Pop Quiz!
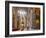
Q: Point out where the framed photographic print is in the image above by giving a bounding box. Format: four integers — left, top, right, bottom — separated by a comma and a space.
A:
5, 1, 45, 37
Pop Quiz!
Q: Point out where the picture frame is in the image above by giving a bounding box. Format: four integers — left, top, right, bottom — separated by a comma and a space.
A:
5, 1, 45, 37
